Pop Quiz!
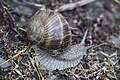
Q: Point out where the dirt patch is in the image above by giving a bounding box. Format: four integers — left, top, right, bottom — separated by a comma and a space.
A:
0, 0, 120, 80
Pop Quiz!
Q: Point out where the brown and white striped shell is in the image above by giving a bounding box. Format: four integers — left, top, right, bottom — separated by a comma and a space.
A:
27, 9, 72, 51
27, 9, 89, 70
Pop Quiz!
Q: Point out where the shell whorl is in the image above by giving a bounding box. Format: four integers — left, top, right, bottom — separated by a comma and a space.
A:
27, 9, 72, 50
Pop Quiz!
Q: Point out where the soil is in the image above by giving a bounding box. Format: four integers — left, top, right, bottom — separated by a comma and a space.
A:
0, 0, 120, 80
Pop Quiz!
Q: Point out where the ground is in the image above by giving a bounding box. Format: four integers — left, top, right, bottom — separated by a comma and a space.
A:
0, 0, 120, 80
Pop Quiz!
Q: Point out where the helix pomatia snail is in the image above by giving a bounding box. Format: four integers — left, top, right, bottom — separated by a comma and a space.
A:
27, 9, 90, 70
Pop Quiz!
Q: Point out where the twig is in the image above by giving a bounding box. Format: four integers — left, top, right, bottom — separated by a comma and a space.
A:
6, 0, 45, 9
0, 44, 31, 66
2, 0, 15, 24
0, 48, 27, 66
55, 0, 96, 12
30, 57, 44, 80
24, 2, 45, 8
114, 0, 120, 4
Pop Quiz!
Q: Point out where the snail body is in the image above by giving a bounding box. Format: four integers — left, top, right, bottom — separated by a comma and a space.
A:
27, 9, 89, 70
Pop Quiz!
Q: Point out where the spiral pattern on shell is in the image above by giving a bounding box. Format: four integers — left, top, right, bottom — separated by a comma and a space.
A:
27, 9, 90, 70
27, 9, 72, 51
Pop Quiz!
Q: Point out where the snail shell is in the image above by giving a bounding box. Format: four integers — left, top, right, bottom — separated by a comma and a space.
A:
27, 9, 72, 51
27, 9, 89, 70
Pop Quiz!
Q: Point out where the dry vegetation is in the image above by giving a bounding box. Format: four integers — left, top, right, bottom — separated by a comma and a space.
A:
0, 0, 120, 80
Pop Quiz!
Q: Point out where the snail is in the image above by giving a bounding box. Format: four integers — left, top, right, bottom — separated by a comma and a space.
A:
27, 9, 90, 70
